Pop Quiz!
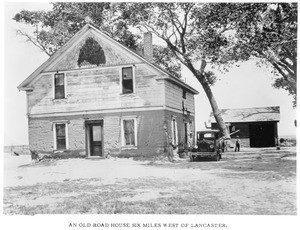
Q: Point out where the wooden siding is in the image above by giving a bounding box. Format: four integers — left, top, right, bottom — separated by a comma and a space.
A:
28, 64, 165, 116
165, 80, 195, 114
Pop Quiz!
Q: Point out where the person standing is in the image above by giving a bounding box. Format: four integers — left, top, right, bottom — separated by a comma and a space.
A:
235, 136, 240, 152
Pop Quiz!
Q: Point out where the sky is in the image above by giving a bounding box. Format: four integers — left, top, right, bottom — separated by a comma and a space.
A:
2, 2, 297, 146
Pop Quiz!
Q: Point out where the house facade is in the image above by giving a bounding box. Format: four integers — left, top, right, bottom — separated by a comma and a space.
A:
18, 24, 198, 158
210, 107, 280, 147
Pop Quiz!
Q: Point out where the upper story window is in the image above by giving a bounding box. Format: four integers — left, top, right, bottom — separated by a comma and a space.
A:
122, 67, 133, 94
54, 73, 65, 99
182, 90, 186, 99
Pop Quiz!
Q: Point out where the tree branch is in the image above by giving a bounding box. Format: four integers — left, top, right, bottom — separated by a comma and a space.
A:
16, 29, 51, 56
280, 58, 294, 71
272, 63, 296, 94
276, 60, 295, 77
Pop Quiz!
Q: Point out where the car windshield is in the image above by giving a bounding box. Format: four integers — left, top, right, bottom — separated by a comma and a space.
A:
197, 132, 216, 151
202, 133, 214, 140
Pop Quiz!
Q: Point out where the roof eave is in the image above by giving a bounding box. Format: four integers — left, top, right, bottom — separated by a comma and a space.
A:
17, 24, 91, 89
159, 76, 199, 94
18, 86, 34, 91
211, 120, 280, 123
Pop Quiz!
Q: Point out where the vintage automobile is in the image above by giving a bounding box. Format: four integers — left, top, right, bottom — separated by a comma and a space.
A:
189, 130, 223, 161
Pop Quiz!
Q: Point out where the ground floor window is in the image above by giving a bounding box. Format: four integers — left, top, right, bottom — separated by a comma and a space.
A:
171, 116, 178, 146
53, 122, 68, 150
121, 117, 137, 147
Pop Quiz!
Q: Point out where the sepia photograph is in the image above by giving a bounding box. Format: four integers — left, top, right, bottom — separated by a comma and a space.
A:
1, 1, 298, 229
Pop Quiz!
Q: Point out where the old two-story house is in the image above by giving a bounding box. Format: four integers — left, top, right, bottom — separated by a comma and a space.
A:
18, 24, 198, 158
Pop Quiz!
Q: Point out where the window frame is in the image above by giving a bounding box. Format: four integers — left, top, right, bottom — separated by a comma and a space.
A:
121, 117, 138, 149
53, 73, 66, 99
53, 121, 69, 150
171, 116, 178, 146
120, 66, 135, 94
182, 89, 187, 99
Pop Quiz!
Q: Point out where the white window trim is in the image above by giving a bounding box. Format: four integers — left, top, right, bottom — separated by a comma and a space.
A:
120, 65, 136, 94
121, 116, 138, 149
52, 121, 69, 150
53, 72, 67, 100
171, 116, 178, 146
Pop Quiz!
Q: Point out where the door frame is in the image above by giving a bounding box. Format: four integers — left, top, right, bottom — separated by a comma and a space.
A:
85, 119, 104, 157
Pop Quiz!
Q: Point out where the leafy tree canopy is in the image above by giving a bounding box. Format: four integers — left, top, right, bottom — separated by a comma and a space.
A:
198, 3, 297, 106
13, 2, 139, 55
77, 37, 106, 67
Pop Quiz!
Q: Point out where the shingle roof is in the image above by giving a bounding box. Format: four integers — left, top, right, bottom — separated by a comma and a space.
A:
210, 106, 280, 123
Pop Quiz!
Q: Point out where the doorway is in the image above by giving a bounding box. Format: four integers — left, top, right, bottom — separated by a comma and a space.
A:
86, 120, 103, 157
249, 123, 275, 147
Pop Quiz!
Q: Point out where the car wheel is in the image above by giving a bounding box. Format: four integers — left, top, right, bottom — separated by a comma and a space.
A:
190, 155, 194, 162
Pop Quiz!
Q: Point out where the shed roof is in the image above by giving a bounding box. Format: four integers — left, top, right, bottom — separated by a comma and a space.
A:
209, 106, 280, 123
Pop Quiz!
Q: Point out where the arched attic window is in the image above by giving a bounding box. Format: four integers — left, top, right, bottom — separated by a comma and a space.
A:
77, 37, 106, 68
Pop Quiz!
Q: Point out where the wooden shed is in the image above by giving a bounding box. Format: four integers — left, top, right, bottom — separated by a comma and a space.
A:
210, 106, 280, 147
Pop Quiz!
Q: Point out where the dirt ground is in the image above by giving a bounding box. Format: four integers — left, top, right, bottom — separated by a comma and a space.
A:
3, 147, 296, 215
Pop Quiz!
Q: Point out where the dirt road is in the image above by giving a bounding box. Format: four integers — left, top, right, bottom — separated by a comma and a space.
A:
3, 147, 296, 215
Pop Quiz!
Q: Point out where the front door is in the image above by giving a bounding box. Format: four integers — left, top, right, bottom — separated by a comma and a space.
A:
87, 123, 103, 157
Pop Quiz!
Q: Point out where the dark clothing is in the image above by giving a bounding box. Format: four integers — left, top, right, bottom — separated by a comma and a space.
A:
235, 143, 240, 152
221, 141, 225, 153
235, 139, 240, 152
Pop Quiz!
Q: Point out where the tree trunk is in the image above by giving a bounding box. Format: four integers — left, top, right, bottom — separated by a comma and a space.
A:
199, 78, 230, 138
184, 61, 230, 138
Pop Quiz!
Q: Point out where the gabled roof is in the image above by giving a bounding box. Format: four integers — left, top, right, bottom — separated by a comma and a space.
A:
18, 24, 198, 94
209, 106, 280, 123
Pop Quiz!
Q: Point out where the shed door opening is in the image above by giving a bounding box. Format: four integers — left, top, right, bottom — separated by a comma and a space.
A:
249, 123, 275, 147
86, 121, 103, 157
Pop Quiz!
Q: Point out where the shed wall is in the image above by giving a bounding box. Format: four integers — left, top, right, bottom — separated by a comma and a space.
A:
212, 121, 278, 148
